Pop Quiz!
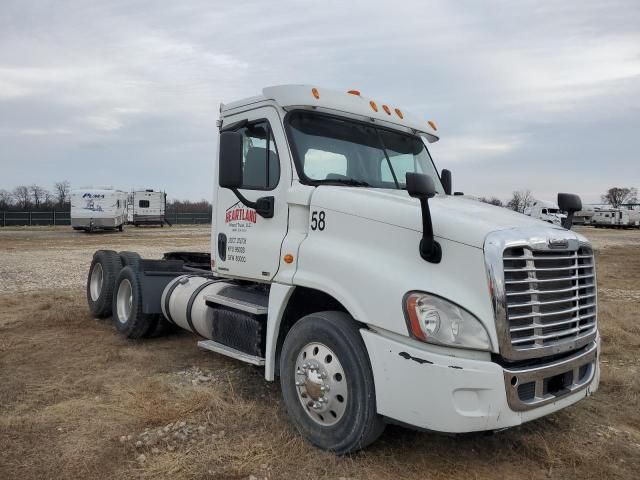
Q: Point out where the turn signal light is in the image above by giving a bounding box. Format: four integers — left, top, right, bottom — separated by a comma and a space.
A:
284, 254, 294, 264
312, 88, 320, 99
427, 120, 438, 131
347, 90, 361, 96
369, 100, 378, 112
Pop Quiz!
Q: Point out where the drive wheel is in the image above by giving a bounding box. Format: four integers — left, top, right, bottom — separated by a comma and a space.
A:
87, 250, 122, 318
113, 266, 158, 339
280, 311, 385, 454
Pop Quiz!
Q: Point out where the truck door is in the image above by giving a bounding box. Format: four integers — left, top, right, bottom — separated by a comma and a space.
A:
214, 107, 290, 281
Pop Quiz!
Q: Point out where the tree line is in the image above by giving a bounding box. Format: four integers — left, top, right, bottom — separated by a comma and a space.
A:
479, 186, 638, 212
0, 182, 212, 212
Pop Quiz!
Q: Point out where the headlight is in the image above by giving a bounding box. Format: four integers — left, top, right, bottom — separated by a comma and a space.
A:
403, 292, 492, 351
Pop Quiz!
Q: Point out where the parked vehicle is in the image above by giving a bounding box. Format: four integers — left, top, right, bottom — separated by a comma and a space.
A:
85, 85, 599, 453
525, 200, 567, 226
593, 208, 640, 228
127, 189, 167, 226
573, 205, 595, 226
71, 188, 127, 232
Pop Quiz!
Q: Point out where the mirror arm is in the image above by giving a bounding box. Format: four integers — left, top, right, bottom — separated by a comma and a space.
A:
562, 211, 575, 230
417, 197, 442, 263
231, 189, 274, 219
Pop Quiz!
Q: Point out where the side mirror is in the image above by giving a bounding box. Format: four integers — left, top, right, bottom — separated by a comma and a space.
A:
406, 173, 441, 263
441, 169, 452, 195
558, 193, 582, 230
407, 172, 436, 199
219, 131, 243, 189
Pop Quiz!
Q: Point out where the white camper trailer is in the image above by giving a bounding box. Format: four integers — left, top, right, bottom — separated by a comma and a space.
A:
70, 188, 127, 232
593, 209, 640, 228
525, 200, 567, 226
128, 189, 167, 226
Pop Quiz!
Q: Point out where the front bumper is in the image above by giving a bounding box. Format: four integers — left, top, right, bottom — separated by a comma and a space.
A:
361, 329, 599, 433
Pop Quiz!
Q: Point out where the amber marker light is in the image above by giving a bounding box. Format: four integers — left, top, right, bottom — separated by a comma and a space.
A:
347, 90, 361, 96
395, 108, 403, 119
382, 104, 391, 115
284, 254, 294, 264
369, 100, 378, 112
312, 88, 320, 99
427, 120, 438, 131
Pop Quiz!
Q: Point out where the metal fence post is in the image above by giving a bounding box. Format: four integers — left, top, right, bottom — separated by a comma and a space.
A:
53, 209, 56, 226
2, 211, 5, 227
29, 211, 32, 226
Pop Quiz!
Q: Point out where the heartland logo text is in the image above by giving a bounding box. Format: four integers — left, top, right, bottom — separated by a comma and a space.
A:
225, 205, 257, 224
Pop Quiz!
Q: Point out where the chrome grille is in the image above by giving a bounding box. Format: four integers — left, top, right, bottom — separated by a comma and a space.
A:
502, 246, 597, 355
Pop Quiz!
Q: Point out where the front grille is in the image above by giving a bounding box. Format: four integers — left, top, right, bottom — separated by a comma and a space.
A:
502, 246, 597, 355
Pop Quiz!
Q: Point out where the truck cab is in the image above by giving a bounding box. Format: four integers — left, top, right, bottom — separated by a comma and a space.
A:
87, 85, 599, 454
525, 200, 567, 226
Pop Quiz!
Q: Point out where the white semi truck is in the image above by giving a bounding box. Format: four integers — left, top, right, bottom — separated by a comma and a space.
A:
525, 200, 567, 226
86, 85, 599, 453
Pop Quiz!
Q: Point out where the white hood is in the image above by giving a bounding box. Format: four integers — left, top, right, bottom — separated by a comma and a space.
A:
310, 187, 567, 248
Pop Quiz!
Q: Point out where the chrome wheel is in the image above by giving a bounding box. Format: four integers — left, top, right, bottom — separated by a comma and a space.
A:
294, 342, 348, 426
89, 263, 103, 301
116, 278, 133, 324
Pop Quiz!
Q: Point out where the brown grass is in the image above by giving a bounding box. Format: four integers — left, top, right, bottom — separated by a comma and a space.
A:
1, 229, 639, 479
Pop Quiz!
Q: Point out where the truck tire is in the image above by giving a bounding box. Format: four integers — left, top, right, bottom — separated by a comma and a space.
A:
119, 251, 141, 269
279, 311, 385, 454
113, 266, 159, 339
87, 250, 122, 318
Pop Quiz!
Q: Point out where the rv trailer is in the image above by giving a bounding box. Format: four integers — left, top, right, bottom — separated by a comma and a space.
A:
593, 208, 640, 228
128, 189, 167, 227
70, 188, 127, 232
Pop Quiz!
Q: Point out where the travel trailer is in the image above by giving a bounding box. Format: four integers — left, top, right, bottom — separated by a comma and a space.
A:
573, 205, 595, 226
128, 189, 167, 226
525, 200, 567, 226
70, 188, 127, 232
84, 85, 598, 453
593, 208, 640, 228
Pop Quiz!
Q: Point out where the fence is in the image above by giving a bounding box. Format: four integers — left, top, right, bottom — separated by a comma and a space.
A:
0, 210, 212, 227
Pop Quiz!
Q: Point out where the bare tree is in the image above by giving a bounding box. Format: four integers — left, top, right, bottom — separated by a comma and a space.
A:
29, 184, 48, 208
13, 185, 31, 209
54, 180, 71, 207
601, 187, 638, 208
479, 196, 504, 207
0, 189, 13, 209
506, 189, 533, 213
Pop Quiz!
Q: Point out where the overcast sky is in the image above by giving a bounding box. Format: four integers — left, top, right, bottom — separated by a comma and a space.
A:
1, 0, 639, 203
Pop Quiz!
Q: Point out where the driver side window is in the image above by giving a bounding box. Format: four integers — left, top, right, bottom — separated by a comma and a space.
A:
237, 121, 280, 190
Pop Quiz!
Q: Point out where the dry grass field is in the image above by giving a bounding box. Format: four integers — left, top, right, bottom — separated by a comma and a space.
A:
1, 225, 639, 479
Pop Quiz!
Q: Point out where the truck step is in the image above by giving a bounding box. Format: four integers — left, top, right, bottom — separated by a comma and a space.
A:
204, 292, 268, 315
197, 340, 265, 366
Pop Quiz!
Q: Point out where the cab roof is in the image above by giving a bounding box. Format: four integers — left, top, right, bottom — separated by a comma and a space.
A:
220, 84, 440, 142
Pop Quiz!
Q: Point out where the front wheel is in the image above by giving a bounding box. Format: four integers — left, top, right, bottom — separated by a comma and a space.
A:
279, 311, 385, 454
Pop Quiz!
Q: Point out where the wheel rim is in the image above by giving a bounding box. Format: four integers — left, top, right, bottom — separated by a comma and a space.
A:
116, 278, 133, 324
294, 342, 348, 426
89, 263, 104, 301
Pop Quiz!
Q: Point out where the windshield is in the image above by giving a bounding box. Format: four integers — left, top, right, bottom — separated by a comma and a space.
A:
286, 111, 444, 193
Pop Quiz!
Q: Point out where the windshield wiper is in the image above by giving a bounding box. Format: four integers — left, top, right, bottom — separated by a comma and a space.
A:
314, 178, 371, 187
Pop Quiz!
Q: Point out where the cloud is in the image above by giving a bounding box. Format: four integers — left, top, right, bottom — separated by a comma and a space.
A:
0, 0, 638, 203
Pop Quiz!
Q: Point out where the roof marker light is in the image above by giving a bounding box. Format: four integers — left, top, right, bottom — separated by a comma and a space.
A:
348, 90, 361, 96
382, 104, 391, 115
312, 88, 320, 100
427, 120, 438, 131
395, 108, 403, 119
369, 100, 378, 112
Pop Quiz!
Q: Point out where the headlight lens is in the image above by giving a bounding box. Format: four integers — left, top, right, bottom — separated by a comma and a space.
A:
404, 292, 492, 351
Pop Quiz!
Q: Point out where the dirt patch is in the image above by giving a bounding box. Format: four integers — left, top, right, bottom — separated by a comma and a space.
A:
1, 226, 639, 479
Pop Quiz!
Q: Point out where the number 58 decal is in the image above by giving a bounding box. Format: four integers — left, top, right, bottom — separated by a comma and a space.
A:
310, 210, 326, 231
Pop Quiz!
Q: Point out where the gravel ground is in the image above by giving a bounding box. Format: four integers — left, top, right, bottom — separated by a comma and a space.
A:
0, 225, 210, 294
0, 224, 639, 479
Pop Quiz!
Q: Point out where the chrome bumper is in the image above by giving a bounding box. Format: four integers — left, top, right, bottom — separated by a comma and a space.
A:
503, 341, 598, 411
